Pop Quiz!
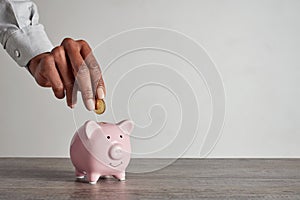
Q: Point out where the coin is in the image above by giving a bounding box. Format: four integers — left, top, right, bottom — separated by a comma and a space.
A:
94, 99, 106, 114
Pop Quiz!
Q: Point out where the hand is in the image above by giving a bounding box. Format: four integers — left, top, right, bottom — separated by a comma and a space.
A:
28, 38, 105, 111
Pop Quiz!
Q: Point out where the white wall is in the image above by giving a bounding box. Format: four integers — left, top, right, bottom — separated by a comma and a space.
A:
0, 0, 299, 158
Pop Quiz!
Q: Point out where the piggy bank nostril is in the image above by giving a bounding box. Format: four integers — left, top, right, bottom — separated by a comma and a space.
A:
109, 144, 123, 160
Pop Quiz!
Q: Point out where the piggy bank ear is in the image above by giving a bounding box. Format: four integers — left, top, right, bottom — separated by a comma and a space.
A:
85, 120, 101, 139
118, 120, 134, 135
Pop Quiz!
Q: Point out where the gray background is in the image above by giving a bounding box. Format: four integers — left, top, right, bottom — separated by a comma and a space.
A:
0, 0, 299, 158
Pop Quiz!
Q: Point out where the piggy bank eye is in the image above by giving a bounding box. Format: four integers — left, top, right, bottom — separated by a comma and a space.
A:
107, 136, 110, 139
120, 135, 123, 138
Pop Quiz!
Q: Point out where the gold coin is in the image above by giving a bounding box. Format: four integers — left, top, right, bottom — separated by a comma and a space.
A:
94, 99, 106, 114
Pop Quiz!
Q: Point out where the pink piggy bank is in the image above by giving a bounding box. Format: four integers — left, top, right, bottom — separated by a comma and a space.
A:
70, 120, 133, 184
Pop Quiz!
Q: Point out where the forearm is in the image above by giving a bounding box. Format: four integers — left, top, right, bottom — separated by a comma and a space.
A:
0, 0, 53, 67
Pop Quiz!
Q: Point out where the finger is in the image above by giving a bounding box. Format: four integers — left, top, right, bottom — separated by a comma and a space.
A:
72, 81, 78, 108
29, 53, 52, 87
33, 65, 52, 88
65, 52, 78, 107
51, 46, 76, 108
61, 38, 95, 111
78, 40, 106, 99
41, 55, 65, 99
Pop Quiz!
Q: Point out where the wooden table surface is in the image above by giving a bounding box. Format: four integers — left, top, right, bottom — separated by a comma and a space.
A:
0, 158, 299, 200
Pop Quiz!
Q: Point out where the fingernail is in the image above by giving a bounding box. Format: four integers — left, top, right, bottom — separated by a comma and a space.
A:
70, 104, 76, 109
87, 99, 95, 111
97, 87, 105, 99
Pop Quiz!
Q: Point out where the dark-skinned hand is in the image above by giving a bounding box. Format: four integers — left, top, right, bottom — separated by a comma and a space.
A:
28, 38, 105, 111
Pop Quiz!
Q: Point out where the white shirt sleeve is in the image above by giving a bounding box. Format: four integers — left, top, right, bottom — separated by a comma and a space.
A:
0, 0, 53, 67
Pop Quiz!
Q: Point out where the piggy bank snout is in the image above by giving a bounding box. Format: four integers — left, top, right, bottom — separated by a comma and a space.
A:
109, 144, 123, 160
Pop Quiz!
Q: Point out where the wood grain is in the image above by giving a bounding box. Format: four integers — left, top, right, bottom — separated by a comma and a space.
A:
0, 158, 299, 199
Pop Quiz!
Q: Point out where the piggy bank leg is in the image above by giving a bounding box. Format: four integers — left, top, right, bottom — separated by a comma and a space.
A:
87, 173, 101, 184
113, 172, 126, 181
75, 169, 85, 179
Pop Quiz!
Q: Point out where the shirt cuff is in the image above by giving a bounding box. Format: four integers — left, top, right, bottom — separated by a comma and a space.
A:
4, 24, 54, 67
